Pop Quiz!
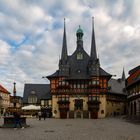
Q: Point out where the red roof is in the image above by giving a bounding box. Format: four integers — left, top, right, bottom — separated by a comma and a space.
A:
0, 85, 10, 94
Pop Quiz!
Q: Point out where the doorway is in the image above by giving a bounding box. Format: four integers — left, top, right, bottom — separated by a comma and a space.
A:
74, 99, 83, 110
74, 99, 83, 118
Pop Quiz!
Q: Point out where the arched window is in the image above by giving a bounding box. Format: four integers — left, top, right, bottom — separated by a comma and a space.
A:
28, 94, 37, 104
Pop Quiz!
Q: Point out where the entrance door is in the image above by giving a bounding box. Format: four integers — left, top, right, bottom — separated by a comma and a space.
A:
74, 99, 83, 118
75, 99, 83, 110
60, 110, 67, 119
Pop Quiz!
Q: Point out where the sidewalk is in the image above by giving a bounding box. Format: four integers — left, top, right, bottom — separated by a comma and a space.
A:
0, 118, 140, 140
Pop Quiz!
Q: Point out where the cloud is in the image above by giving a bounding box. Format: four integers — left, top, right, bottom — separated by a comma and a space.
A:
0, 0, 140, 96
0, 40, 11, 65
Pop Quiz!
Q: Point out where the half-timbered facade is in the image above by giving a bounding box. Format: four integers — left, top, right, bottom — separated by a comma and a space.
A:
126, 65, 140, 116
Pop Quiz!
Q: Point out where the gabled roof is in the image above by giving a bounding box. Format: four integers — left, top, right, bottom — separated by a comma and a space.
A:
23, 84, 51, 103
108, 78, 126, 95
0, 85, 10, 94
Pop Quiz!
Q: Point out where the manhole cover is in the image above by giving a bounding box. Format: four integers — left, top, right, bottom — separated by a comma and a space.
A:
66, 124, 72, 126
44, 130, 55, 133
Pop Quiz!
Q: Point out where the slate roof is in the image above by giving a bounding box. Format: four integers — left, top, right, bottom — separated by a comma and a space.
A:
47, 21, 111, 79
99, 68, 112, 77
47, 51, 111, 79
108, 78, 126, 95
67, 49, 90, 79
47, 70, 59, 78
23, 84, 51, 103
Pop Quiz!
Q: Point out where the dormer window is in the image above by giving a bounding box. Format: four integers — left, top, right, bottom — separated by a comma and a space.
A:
31, 91, 35, 94
28, 94, 37, 104
77, 52, 83, 60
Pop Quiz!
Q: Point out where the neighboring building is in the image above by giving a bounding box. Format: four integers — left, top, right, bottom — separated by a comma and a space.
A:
45, 19, 126, 119
23, 84, 52, 107
107, 71, 127, 117
126, 65, 140, 116
10, 96, 23, 108
0, 84, 10, 113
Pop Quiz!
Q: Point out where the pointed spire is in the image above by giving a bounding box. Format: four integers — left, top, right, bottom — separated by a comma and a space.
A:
97, 53, 100, 65
122, 67, 126, 81
61, 18, 68, 62
90, 17, 97, 60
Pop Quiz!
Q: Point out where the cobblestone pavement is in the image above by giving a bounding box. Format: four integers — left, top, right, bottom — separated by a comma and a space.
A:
0, 117, 140, 140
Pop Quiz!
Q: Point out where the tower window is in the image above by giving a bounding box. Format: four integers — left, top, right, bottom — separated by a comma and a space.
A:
77, 52, 83, 60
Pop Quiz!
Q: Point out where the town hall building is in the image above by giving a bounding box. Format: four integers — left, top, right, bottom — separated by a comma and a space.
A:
23, 19, 126, 119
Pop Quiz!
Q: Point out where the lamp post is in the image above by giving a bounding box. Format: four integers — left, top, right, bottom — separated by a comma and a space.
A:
0, 97, 2, 118
13, 82, 17, 108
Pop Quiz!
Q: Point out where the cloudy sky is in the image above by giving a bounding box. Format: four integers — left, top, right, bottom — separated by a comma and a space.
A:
0, 0, 140, 96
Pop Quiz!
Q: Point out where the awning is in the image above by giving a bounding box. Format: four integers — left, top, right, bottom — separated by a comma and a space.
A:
22, 105, 41, 110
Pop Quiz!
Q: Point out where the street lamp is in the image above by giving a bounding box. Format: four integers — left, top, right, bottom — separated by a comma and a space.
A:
13, 82, 17, 108
0, 96, 2, 117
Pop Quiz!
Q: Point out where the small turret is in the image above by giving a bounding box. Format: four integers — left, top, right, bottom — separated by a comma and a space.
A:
76, 25, 84, 41
76, 25, 84, 50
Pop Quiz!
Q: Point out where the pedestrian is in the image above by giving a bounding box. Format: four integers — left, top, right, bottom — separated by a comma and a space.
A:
38, 111, 42, 120
4, 111, 9, 117
42, 111, 46, 120
13, 111, 24, 129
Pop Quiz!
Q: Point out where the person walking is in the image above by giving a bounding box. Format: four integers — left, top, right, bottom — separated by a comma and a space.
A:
38, 111, 42, 120
42, 111, 46, 120
13, 111, 24, 129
